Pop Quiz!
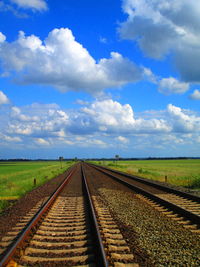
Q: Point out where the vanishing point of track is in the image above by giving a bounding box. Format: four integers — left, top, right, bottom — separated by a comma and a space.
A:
0, 163, 138, 267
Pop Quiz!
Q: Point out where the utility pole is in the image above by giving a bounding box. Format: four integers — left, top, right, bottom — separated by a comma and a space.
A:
115, 154, 120, 165
59, 156, 64, 168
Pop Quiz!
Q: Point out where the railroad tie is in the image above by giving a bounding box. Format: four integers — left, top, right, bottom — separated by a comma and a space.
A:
92, 196, 139, 266
19, 196, 96, 266
0, 199, 47, 257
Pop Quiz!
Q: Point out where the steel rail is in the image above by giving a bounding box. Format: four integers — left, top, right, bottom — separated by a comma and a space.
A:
0, 165, 77, 267
81, 163, 109, 267
86, 162, 200, 226
87, 162, 200, 203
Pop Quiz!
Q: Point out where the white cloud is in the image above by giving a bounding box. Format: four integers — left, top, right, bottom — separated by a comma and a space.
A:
7, 104, 70, 138
189, 89, 200, 100
3, 100, 200, 143
0, 99, 200, 155
120, 0, 180, 58
76, 99, 89, 106
0, 99, 170, 151
167, 104, 200, 133
116, 136, 129, 143
99, 37, 107, 44
0, 90, 9, 105
75, 99, 170, 134
35, 138, 49, 145
143, 67, 157, 84
0, 28, 142, 95
63, 139, 74, 145
142, 68, 190, 95
158, 77, 189, 95
0, 32, 6, 43
86, 139, 107, 147
10, 0, 47, 11
119, 0, 200, 83
11, 106, 39, 121
0, 134, 21, 142
82, 99, 135, 128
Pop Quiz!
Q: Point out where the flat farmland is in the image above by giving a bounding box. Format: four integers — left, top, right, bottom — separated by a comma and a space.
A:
0, 161, 74, 211
95, 159, 200, 190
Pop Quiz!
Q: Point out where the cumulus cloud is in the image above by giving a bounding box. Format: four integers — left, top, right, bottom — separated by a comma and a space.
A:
158, 77, 189, 95
78, 99, 169, 134
167, 104, 200, 133
2, 99, 200, 142
6, 100, 189, 143
0, 32, 6, 43
142, 67, 190, 95
119, 0, 181, 58
1, 99, 167, 148
10, 0, 47, 11
0, 90, 9, 105
86, 139, 106, 147
81, 99, 136, 131
143, 67, 157, 84
11, 106, 39, 121
116, 136, 129, 143
0, 0, 46, 17
0, 28, 142, 95
119, 0, 200, 83
189, 89, 200, 100
7, 103, 70, 138
35, 138, 50, 145
0, 133, 21, 142
0, 99, 200, 154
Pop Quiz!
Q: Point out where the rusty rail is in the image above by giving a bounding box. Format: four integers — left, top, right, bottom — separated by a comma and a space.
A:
86, 162, 200, 226
1, 163, 110, 267
81, 163, 109, 267
87, 162, 200, 203
0, 166, 76, 267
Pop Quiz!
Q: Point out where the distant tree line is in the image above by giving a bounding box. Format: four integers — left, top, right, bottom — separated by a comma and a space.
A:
0, 156, 199, 162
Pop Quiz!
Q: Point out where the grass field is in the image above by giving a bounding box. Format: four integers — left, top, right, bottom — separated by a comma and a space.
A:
0, 161, 74, 212
94, 159, 200, 190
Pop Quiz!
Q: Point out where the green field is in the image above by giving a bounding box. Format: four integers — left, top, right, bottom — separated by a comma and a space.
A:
0, 161, 74, 212
94, 159, 200, 190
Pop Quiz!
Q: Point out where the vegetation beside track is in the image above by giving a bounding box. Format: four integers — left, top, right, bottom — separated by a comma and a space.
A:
92, 159, 200, 190
0, 161, 74, 212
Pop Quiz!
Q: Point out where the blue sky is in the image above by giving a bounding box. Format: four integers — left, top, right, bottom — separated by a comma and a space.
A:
0, 0, 200, 159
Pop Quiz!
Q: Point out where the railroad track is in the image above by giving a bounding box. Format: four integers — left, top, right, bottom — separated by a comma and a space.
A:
86, 162, 200, 232
0, 163, 139, 267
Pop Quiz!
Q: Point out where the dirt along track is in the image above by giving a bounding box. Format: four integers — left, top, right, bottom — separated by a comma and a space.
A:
83, 162, 200, 266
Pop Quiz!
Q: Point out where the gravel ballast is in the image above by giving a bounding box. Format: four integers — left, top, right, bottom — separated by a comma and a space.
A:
85, 164, 200, 266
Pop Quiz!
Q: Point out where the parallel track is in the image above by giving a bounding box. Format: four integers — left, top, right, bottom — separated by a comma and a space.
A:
0, 163, 138, 267
86, 162, 200, 230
